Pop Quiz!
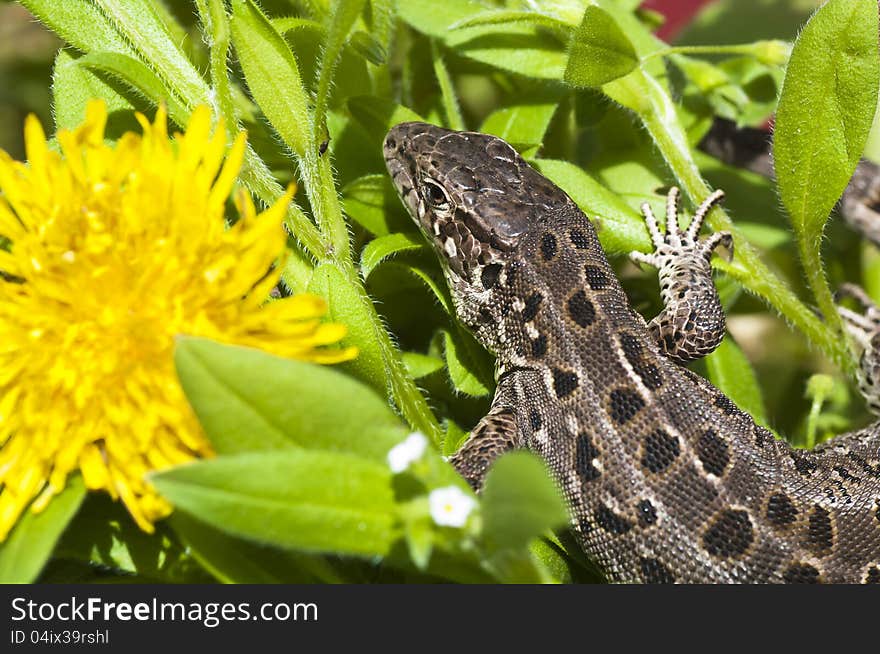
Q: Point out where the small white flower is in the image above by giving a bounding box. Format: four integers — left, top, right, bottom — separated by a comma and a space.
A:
429, 486, 477, 527
387, 431, 428, 473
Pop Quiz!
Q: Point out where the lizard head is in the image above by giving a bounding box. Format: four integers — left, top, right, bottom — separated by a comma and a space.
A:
384, 122, 568, 324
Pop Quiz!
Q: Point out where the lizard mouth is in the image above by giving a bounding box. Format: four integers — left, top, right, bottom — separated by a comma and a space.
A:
383, 123, 433, 229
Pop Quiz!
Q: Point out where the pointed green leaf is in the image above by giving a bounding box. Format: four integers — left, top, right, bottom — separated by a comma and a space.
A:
775, 0, 880, 242
153, 450, 396, 557
314, 0, 368, 131
231, 0, 312, 155
271, 17, 326, 36
361, 232, 426, 277
381, 261, 453, 314
432, 40, 464, 130
367, 0, 394, 54
347, 96, 422, 140
89, 0, 209, 107
0, 477, 85, 583
52, 49, 135, 131
174, 336, 403, 460
451, 10, 574, 36
78, 52, 189, 125
348, 30, 387, 65
401, 352, 445, 379
564, 6, 638, 88
442, 329, 494, 397
342, 174, 406, 236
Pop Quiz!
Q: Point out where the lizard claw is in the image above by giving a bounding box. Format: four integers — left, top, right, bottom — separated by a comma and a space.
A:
629, 187, 731, 364
630, 187, 731, 268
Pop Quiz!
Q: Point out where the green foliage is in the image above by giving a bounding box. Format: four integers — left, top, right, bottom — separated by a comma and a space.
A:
12, 0, 880, 584
153, 449, 398, 557
481, 453, 568, 551
0, 478, 85, 583
774, 0, 879, 340
174, 337, 404, 458
705, 338, 768, 427
564, 6, 638, 87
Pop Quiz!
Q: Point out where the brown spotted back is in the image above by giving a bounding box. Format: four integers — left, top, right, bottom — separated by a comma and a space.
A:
385, 122, 880, 583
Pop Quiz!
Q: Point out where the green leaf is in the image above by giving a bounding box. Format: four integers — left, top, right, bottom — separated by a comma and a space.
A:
529, 538, 572, 584
367, 0, 394, 55
403, 517, 434, 570
348, 30, 387, 65
564, 6, 639, 88
481, 452, 568, 551
89, 0, 210, 107
347, 95, 423, 141
401, 352, 445, 379
231, 0, 312, 156
153, 450, 396, 557
398, 0, 568, 80
342, 174, 412, 236
480, 99, 561, 153
361, 232, 426, 277
442, 329, 494, 397
381, 261, 453, 314
442, 419, 469, 458
308, 263, 394, 397
51, 49, 135, 131
533, 159, 650, 254
0, 477, 86, 583
174, 336, 403, 460
734, 223, 791, 252
307, 261, 444, 443
78, 52, 189, 125
22, 0, 130, 56
451, 10, 574, 36
52, 491, 207, 582
775, 0, 880, 242
271, 17, 326, 36
395, 0, 476, 37
705, 337, 769, 427
169, 513, 343, 583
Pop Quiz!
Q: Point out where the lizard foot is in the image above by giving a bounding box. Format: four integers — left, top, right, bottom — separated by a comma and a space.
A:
629, 187, 732, 364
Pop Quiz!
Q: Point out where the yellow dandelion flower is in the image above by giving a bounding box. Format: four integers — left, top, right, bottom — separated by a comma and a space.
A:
0, 100, 355, 540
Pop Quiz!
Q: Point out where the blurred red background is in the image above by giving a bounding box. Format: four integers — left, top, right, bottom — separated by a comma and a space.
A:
643, 0, 715, 40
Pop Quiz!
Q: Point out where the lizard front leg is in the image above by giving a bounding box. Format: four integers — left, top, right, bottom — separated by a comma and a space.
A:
450, 377, 524, 491
630, 187, 732, 364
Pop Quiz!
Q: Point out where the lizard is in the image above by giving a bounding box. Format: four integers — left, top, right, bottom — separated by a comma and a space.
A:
383, 121, 880, 583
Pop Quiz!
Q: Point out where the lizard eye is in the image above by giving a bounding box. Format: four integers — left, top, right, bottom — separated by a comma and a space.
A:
423, 180, 450, 209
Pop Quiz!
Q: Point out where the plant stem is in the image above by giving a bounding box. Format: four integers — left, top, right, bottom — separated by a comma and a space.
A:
644, 44, 769, 60
610, 69, 854, 374
337, 259, 444, 441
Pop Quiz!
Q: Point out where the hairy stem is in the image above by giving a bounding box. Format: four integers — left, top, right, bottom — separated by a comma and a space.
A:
609, 69, 854, 374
